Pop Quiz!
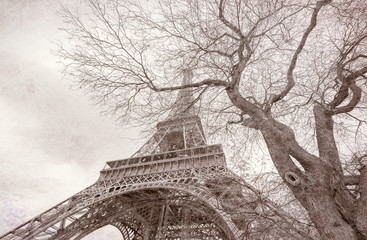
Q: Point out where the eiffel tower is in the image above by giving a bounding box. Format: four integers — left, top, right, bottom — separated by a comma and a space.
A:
1, 70, 254, 240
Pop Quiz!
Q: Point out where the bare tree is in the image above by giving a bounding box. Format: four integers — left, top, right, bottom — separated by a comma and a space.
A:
56, 0, 367, 239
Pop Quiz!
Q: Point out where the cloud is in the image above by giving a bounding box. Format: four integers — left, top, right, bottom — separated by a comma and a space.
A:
0, 0, 142, 236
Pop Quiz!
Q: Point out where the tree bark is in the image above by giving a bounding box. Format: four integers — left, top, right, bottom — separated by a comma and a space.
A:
356, 166, 367, 238
313, 105, 356, 224
313, 104, 342, 173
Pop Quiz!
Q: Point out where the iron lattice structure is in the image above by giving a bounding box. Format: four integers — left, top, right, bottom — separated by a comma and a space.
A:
1, 71, 256, 240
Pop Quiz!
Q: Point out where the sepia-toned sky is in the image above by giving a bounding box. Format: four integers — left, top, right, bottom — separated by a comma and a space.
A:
0, 0, 142, 238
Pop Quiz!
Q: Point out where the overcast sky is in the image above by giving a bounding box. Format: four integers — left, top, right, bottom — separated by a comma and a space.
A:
0, 0, 143, 238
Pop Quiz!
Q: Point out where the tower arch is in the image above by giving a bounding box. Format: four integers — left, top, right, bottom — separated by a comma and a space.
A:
34, 183, 243, 239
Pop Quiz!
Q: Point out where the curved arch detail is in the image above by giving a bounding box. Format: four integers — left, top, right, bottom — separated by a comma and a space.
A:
21, 182, 244, 240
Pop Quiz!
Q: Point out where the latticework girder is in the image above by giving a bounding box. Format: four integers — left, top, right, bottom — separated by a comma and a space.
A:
132, 116, 206, 157
1, 167, 255, 240
1, 71, 257, 240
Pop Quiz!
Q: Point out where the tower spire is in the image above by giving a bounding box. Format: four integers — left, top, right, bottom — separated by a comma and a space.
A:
167, 69, 197, 119
130, 69, 206, 156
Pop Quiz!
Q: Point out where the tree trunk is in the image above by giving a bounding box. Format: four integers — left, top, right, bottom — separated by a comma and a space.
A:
227, 90, 362, 239
299, 168, 359, 240
356, 166, 367, 238
261, 126, 359, 240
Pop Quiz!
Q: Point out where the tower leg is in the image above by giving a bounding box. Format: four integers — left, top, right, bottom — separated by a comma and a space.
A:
181, 208, 190, 240
155, 204, 169, 240
143, 227, 150, 240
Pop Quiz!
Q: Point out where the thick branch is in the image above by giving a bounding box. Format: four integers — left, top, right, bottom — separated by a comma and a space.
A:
329, 63, 367, 113
218, 0, 244, 38
150, 79, 229, 92
218, 0, 252, 91
268, 118, 320, 170
313, 104, 357, 225
261, 128, 302, 178
241, 118, 260, 129
332, 82, 362, 115
344, 175, 359, 186
313, 104, 343, 173
270, 0, 331, 105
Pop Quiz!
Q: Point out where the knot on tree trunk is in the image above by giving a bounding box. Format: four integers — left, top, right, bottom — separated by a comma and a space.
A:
285, 171, 301, 186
